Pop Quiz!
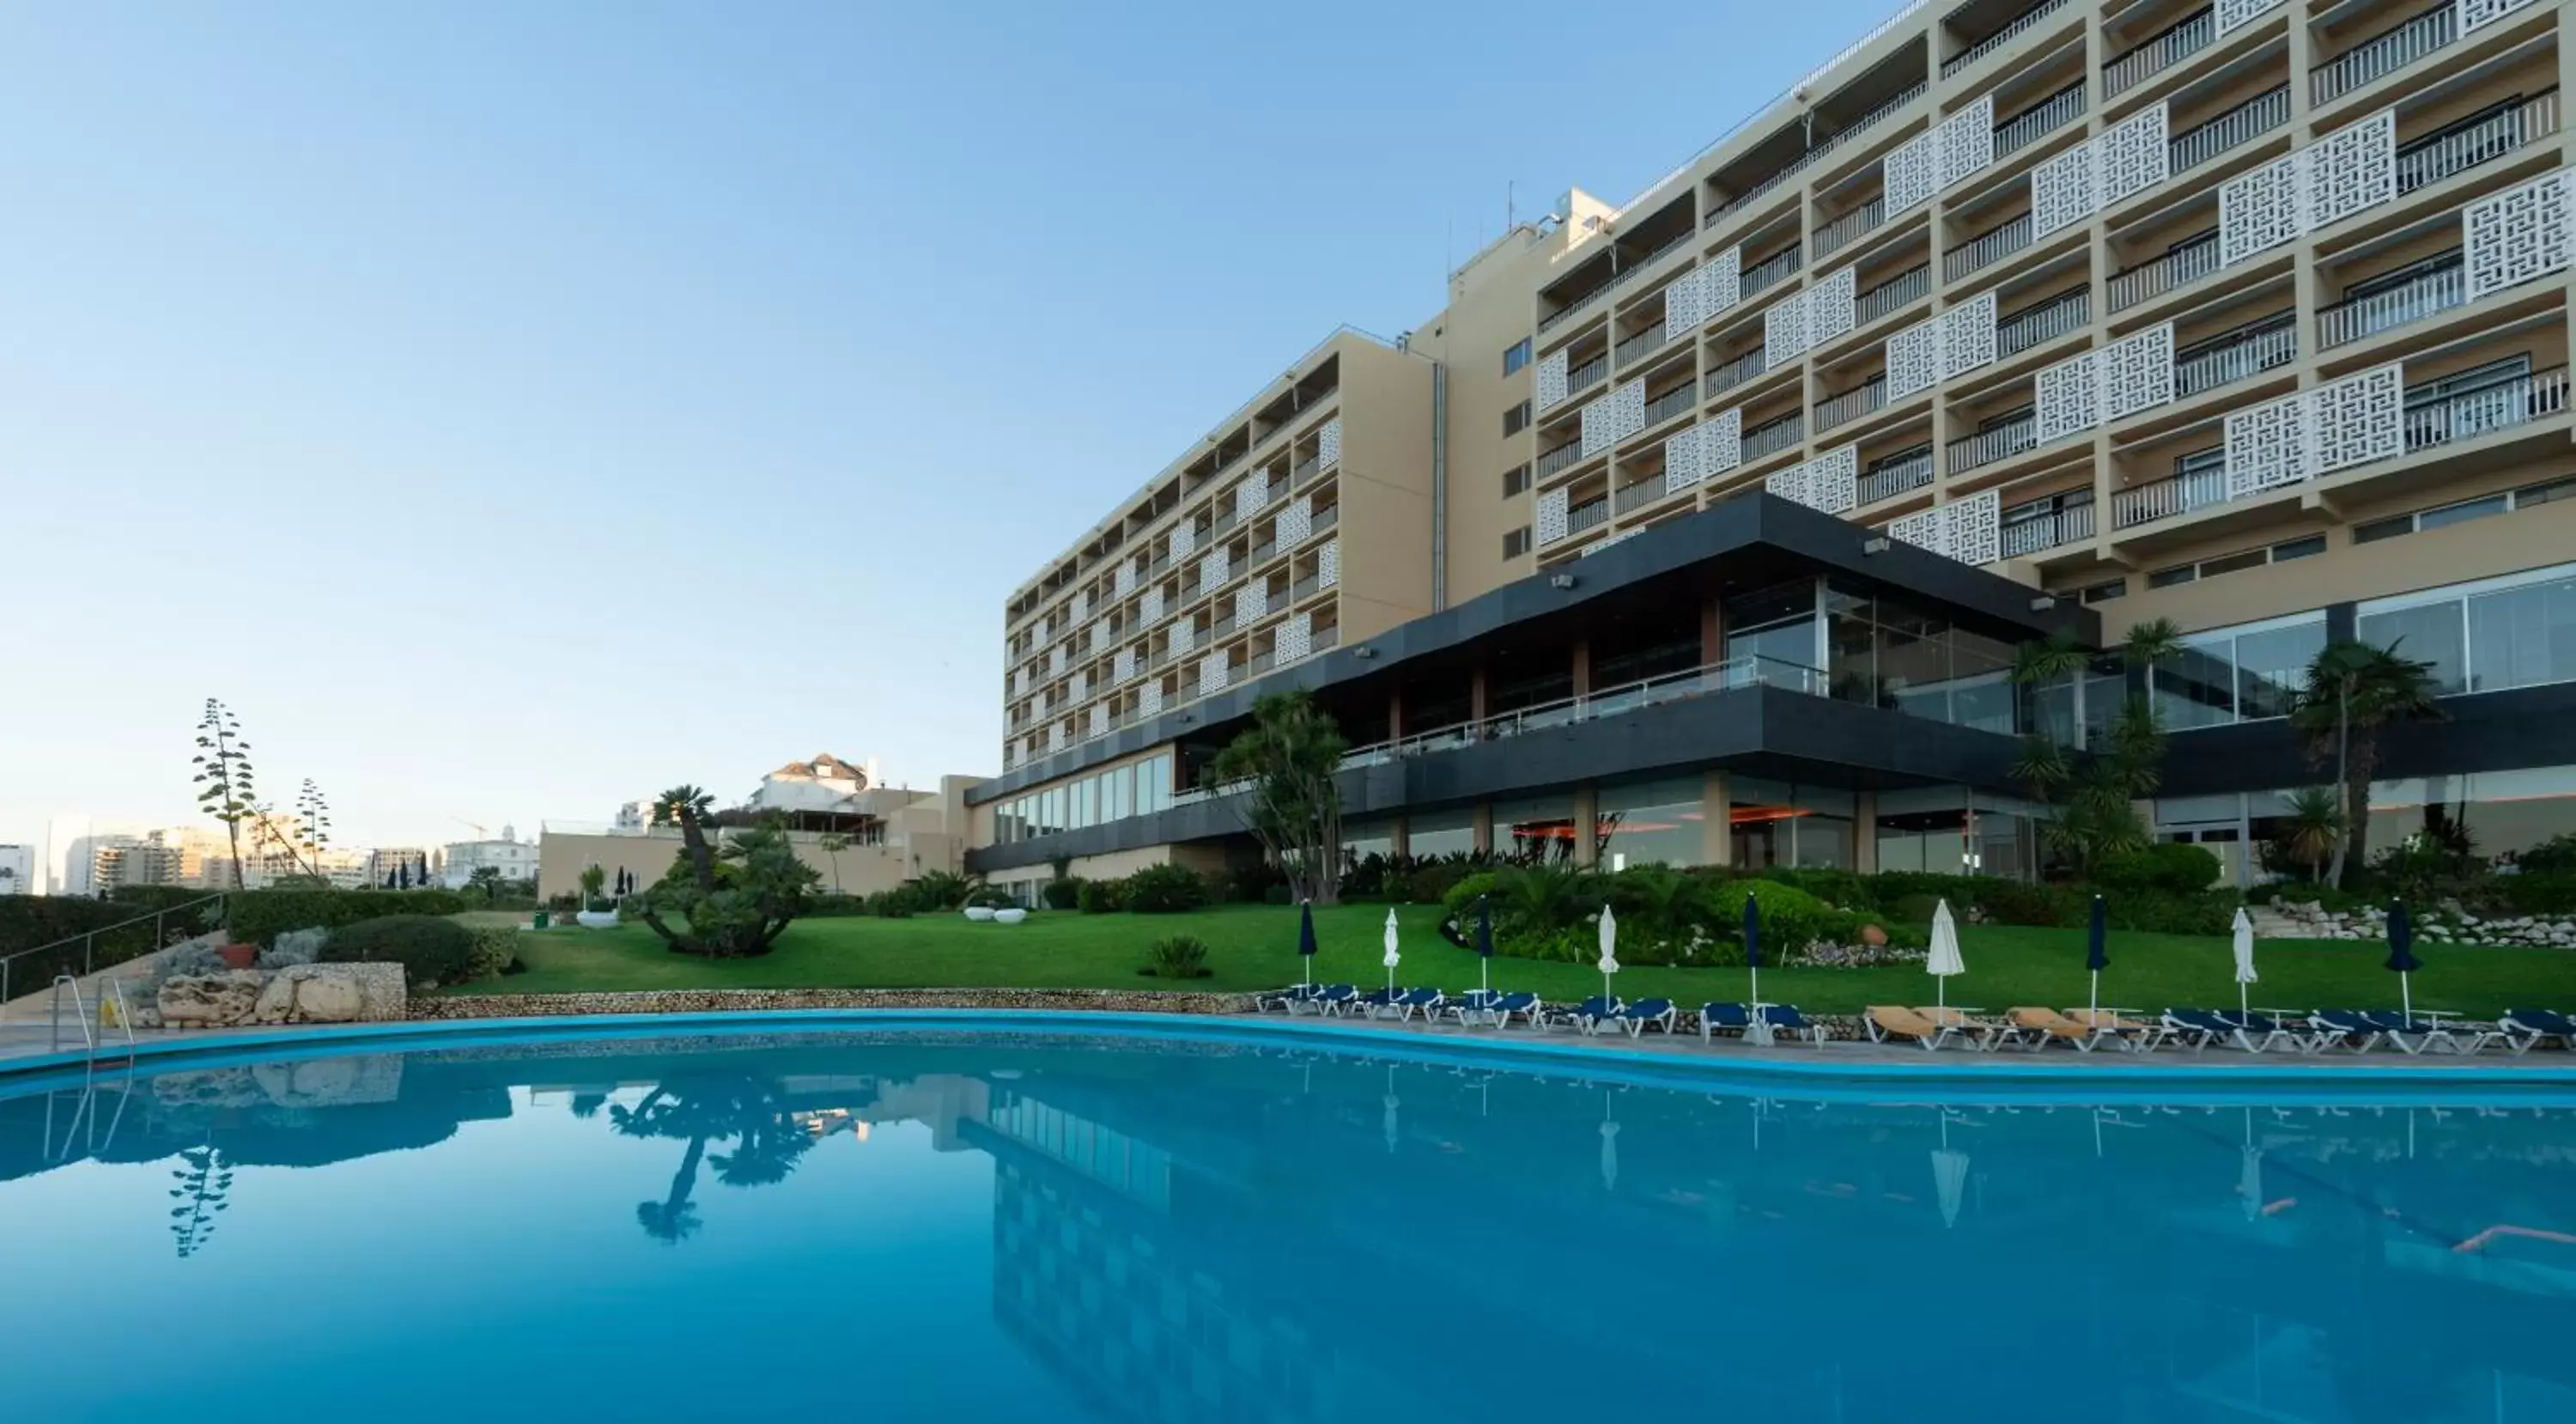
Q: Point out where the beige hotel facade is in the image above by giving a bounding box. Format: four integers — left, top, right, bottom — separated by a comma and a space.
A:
971, 0, 2576, 898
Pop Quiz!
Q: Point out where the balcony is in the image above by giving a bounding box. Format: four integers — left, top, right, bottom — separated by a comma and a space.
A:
1710, 82, 1931, 225
1946, 213, 2032, 283
1857, 446, 1935, 503
1558, 353, 1609, 405
1614, 320, 1669, 367
1996, 287, 2089, 356
2107, 230, 2221, 313
2001, 499, 2096, 556
1815, 375, 1887, 432
2396, 90, 2561, 196
1993, 81, 2087, 159
1608, 229, 1696, 291
1642, 380, 1699, 428
2405, 366, 2570, 452
1856, 263, 1932, 326
2105, 6, 2214, 100
1312, 623, 1342, 653
1613, 478, 1671, 515
2173, 312, 2296, 398
1741, 245, 1803, 299
1540, 285, 1610, 336
1741, 411, 1807, 461
1291, 454, 1321, 485
1291, 573, 1320, 603
1537, 438, 1586, 479
2169, 84, 2289, 175
1311, 502, 1340, 537
1947, 411, 2038, 472
1707, 348, 1772, 399
1942, 0, 2073, 79
1249, 539, 1278, 568
2314, 4, 2458, 107
2318, 253, 2464, 350
2112, 461, 2229, 528
1814, 198, 1887, 260
1565, 496, 1612, 540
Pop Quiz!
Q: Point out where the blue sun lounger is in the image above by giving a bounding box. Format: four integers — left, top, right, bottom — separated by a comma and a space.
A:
1699, 1002, 1753, 1041
1558, 995, 1623, 1034
2500, 1008, 2576, 1054
1391, 987, 1446, 1022
1761, 1004, 1826, 1044
1307, 983, 1358, 1016
1606, 997, 1677, 1037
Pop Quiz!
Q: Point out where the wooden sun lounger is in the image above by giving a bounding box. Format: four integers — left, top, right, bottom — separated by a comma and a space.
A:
2010, 1007, 2129, 1052
2065, 1007, 2173, 1052
1866, 1005, 1962, 1050
1916, 1006, 2027, 1051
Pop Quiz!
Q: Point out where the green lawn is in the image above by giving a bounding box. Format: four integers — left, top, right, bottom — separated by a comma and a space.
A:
448, 904, 2576, 1018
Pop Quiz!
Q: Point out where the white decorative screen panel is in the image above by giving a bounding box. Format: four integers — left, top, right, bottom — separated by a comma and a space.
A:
2034, 350, 2101, 444
1765, 292, 1814, 368
1663, 424, 1707, 492
1071, 670, 1088, 702
1580, 379, 1648, 456
1946, 490, 2002, 566
1886, 318, 1942, 399
2031, 142, 2099, 240
2098, 103, 2170, 207
1199, 548, 1229, 595
1200, 654, 1229, 697
2101, 322, 2176, 421
1316, 418, 1343, 469
2307, 364, 2405, 476
1138, 682, 1163, 719
2461, 0, 2540, 33
2223, 393, 2309, 497
1112, 648, 1134, 684
1940, 291, 1998, 379
1317, 539, 1340, 588
1089, 704, 1109, 739
1807, 445, 1858, 514
1279, 495, 1313, 545
1935, 95, 1996, 187
1072, 590, 1090, 620
1765, 463, 1809, 506
2213, 0, 2284, 37
1233, 586, 1264, 631
1886, 507, 1945, 552
1705, 246, 1742, 314
1170, 523, 1195, 560
1809, 265, 1858, 345
1665, 266, 1710, 335
1115, 563, 1135, 596
2464, 170, 2575, 301
1278, 612, 1312, 664
1536, 348, 1569, 409
1172, 619, 1194, 654
1885, 131, 1940, 215
1705, 406, 1743, 475
1235, 474, 1267, 521
2304, 111, 2396, 233
2221, 155, 2304, 267
1050, 645, 1068, 674
1139, 588, 1163, 624
1535, 486, 1570, 545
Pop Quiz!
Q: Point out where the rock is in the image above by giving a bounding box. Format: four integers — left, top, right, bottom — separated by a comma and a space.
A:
160, 972, 264, 1027
162, 964, 408, 1028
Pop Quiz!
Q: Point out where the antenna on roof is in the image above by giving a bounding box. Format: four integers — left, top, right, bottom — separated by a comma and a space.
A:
1507, 180, 1516, 232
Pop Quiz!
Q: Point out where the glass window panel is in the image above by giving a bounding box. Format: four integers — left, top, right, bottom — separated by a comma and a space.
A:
1340, 818, 1395, 862
2468, 575, 2576, 692
1595, 778, 1707, 869
2155, 635, 2237, 730
2360, 601, 2469, 695
2234, 620, 2325, 721
1405, 808, 1476, 858
1493, 795, 1577, 862
2419, 495, 2508, 532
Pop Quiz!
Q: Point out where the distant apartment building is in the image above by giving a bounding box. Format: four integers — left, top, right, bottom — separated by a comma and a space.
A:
442, 826, 539, 887
973, 0, 2576, 893
0, 844, 33, 896
367, 847, 435, 887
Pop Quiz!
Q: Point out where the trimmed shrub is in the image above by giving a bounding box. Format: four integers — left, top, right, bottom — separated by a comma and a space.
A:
2094, 843, 2223, 896
1141, 934, 1212, 979
863, 890, 914, 918
964, 886, 1016, 911
1218, 862, 1283, 904
1728, 879, 1832, 958
224, 888, 472, 947
1887, 892, 1944, 925
1041, 878, 1084, 911
1401, 860, 1477, 904
320, 915, 475, 989
1757, 866, 1876, 910
2101, 890, 2234, 937
2494, 872, 2576, 916
2515, 833, 2576, 876
461, 925, 518, 981
804, 894, 870, 917
1262, 883, 1295, 905
260, 928, 330, 968
0, 897, 198, 988
1122, 863, 1207, 914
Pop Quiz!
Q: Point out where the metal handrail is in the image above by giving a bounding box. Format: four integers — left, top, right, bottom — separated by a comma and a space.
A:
2108, 230, 2221, 312
2396, 91, 2559, 195
2105, 5, 2215, 99
1741, 246, 1803, 297
1565, 496, 1612, 539
1997, 288, 2089, 355
1994, 81, 2087, 157
2001, 499, 2096, 555
1856, 263, 1932, 325
1708, 348, 1773, 398
1816, 375, 1887, 430
1709, 81, 1933, 225
1742, 411, 1807, 459
2406, 366, 2571, 451
2174, 313, 2296, 395
2170, 84, 2289, 173
1814, 197, 1888, 259
1536, 438, 1587, 478
1614, 478, 1671, 514
1642, 381, 1699, 428
52, 976, 93, 1055
1857, 447, 1935, 503
2, 891, 227, 1005
2318, 256, 2464, 350
1942, 0, 2071, 78
1947, 412, 2038, 471
2314, 3, 2458, 106
2112, 462, 2229, 528
1614, 319, 1670, 367
1563, 354, 1609, 402
1945, 212, 2032, 282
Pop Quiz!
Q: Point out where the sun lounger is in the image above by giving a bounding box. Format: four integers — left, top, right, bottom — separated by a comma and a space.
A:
1354, 986, 1404, 1019
1487, 991, 1544, 1029
1258, 984, 1327, 1014
2010, 1007, 2127, 1052
1558, 995, 1623, 1034
1865, 1005, 1963, 1051
2500, 1007, 2576, 1055
1760, 1004, 1826, 1045
2066, 1007, 2174, 1052
1918, 1006, 2027, 1050
1391, 987, 1446, 1022
1606, 997, 1677, 1037
2160, 1008, 2228, 1050
1307, 984, 1358, 1016
2307, 1009, 2392, 1054
2366, 1013, 2494, 1056
1700, 1002, 1753, 1042
2215, 1009, 2306, 1054
1443, 989, 1502, 1025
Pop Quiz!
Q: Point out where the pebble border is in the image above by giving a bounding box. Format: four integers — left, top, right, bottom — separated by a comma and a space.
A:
411, 987, 1262, 1020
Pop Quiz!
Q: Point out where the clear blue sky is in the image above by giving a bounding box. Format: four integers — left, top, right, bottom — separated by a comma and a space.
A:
0, 0, 1897, 864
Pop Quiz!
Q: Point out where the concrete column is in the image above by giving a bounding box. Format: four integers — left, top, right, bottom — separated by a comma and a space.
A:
1473, 801, 1494, 855
1469, 666, 1490, 721
1388, 686, 1405, 739
1700, 594, 1725, 665
1389, 815, 1410, 858
1701, 770, 1733, 867
1854, 792, 1879, 873
1573, 786, 1600, 867
1571, 639, 1592, 697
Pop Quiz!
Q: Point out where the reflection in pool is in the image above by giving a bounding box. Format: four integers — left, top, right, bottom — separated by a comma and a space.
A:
4, 1029, 2576, 1422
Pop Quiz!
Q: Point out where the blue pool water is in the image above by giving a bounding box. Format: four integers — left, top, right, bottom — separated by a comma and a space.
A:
5, 1021, 2576, 1423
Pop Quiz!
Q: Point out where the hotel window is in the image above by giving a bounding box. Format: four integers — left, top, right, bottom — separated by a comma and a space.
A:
1492, 794, 1578, 863
2152, 612, 2328, 730
2355, 476, 2576, 545
1503, 399, 1532, 436
1595, 777, 1708, 869
1503, 526, 1531, 559
1503, 338, 1532, 375
1727, 778, 1854, 870
1405, 808, 1477, 858
2360, 562, 2576, 697
2079, 578, 2127, 604
1502, 463, 1530, 497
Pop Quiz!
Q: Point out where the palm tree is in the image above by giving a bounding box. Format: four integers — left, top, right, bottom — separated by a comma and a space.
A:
2281, 786, 2343, 884
816, 832, 850, 895
2120, 616, 2185, 669
2290, 640, 2444, 885
650, 786, 719, 884
1208, 691, 1350, 904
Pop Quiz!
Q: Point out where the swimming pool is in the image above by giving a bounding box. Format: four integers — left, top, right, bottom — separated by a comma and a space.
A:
5, 1017, 2575, 1423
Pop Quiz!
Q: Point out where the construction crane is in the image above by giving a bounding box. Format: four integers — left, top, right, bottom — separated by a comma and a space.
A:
449, 817, 489, 840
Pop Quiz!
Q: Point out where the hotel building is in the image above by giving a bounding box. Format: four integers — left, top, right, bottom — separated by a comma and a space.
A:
973, 0, 2576, 892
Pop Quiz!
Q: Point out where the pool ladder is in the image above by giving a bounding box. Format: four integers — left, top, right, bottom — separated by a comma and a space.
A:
50, 974, 139, 1061
42, 976, 138, 1165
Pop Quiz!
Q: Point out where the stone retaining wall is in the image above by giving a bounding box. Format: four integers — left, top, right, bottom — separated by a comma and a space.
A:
410, 987, 1261, 1020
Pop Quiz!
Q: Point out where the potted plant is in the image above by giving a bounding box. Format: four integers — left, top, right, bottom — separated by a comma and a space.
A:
218, 941, 259, 971
575, 865, 621, 929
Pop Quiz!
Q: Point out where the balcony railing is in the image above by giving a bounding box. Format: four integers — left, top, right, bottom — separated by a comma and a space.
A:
2169, 84, 2289, 174
2406, 366, 2571, 452
1815, 375, 1887, 431
1997, 287, 2089, 356
1710, 81, 1931, 225
1741, 245, 1803, 298
2313, 3, 2458, 107
1643, 380, 1699, 428
2318, 255, 2464, 350
2107, 230, 2221, 312
1536, 439, 1586, 478
1291, 454, 1321, 486
1947, 412, 2038, 472
2396, 90, 2560, 196
1564, 496, 1611, 539
1993, 81, 2087, 158
1614, 319, 1670, 367
1707, 347, 1771, 398
1742, 411, 1807, 460
1311, 503, 1340, 536
1941, 0, 2072, 78
1291, 574, 1319, 604
2104, 6, 2214, 99
2173, 312, 2296, 397
1249, 539, 1278, 568
1856, 447, 1934, 503
1946, 212, 2032, 282
1856, 263, 1932, 325
2001, 499, 2096, 556
1613, 478, 1671, 514
1814, 198, 1887, 259
1539, 285, 1608, 335
1608, 229, 1696, 290
2111, 462, 2227, 528
1560, 353, 1609, 405
1312, 623, 1341, 653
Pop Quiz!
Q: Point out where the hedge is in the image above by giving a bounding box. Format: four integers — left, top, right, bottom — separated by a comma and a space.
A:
0, 898, 193, 992
223, 888, 472, 946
